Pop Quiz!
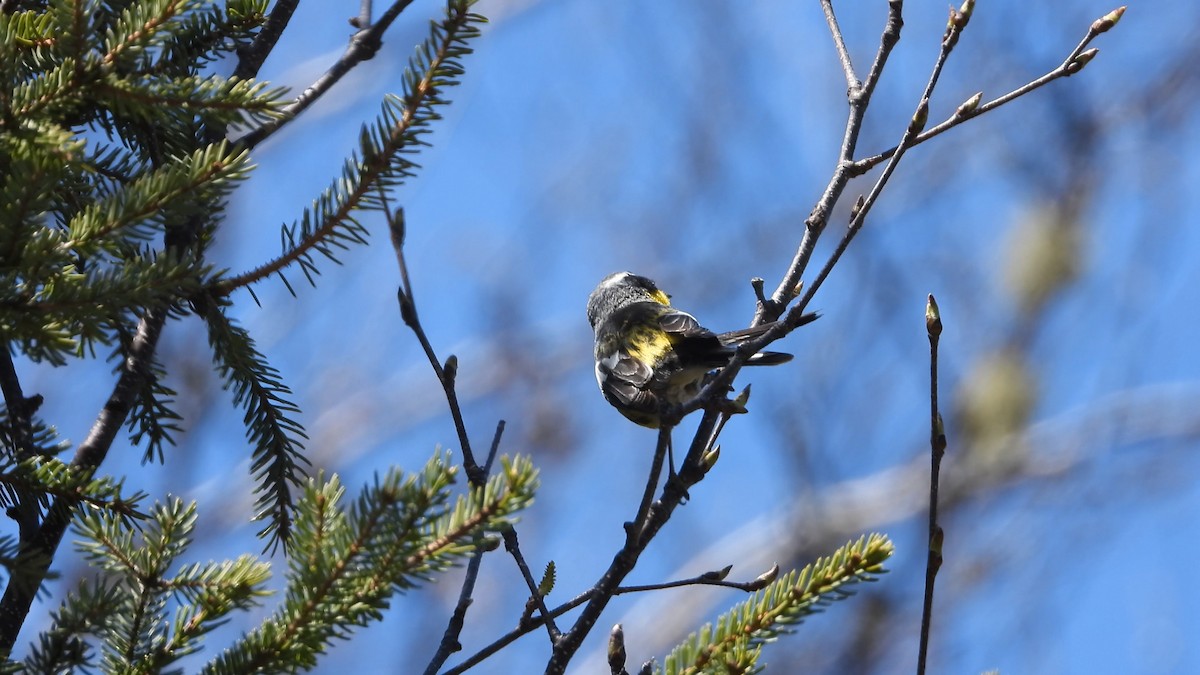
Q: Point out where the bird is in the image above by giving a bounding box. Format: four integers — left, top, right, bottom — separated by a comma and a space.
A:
586, 271, 817, 429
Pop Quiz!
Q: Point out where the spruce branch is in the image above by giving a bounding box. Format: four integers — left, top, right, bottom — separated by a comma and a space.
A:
662, 535, 894, 675
101, 0, 201, 70
7, 57, 86, 121
63, 142, 249, 257
152, 0, 269, 76
96, 73, 286, 130
123, 350, 182, 465
23, 578, 122, 673
218, 0, 486, 295
0, 304, 170, 654
0, 0, 313, 656
0, 457, 147, 525
67, 498, 271, 673
203, 453, 536, 674
1, 254, 206, 363
198, 302, 308, 550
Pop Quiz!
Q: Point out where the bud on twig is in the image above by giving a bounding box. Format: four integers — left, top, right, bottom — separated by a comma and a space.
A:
608, 625, 627, 673
909, 101, 929, 135
932, 412, 947, 456
397, 288, 418, 327
1091, 6, 1125, 35
959, 0, 975, 22
925, 294, 942, 338
955, 92, 983, 118
728, 385, 751, 415
701, 565, 733, 582
850, 194, 866, 220
388, 207, 406, 250
1067, 48, 1100, 75
750, 563, 780, 589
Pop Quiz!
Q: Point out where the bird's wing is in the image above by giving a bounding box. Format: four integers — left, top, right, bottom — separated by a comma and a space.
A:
657, 308, 708, 338
658, 308, 735, 368
596, 345, 654, 409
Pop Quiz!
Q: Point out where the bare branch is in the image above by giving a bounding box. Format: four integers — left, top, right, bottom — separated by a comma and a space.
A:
386, 206, 484, 484
421, 421, 506, 675
821, 0, 860, 92
851, 5, 1123, 174
504, 527, 561, 642
238, 0, 419, 149
232, 0, 301, 82
917, 294, 946, 675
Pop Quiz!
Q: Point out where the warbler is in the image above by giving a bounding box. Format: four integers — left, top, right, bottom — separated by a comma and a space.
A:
586, 271, 817, 428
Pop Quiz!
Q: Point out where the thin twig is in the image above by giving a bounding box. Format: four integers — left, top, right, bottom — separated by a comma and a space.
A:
482, 419, 505, 474
442, 556, 774, 674
388, 200, 561, 655
239, 0, 418, 149
616, 564, 778, 594
852, 7, 1122, 175
544, 426, 700, 673
627, 427, 670, 545
756, 0, 905, 326
821, 0, 860, 91
422, 421, 506, 675
354, 0, 373, 29
443, 586, 596, 674
445, 423, 698, 673
385, 205, 484, 483
917, 295, 946, 674
788, 3, 971, 325
503, 527, 561, 642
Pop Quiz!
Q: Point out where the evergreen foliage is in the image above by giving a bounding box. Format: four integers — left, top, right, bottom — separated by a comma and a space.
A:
203, 453, 537, 673
662, 535, 895, 675
18, 453, 535, 672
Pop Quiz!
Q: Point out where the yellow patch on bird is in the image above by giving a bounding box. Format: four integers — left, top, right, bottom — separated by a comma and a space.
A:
649, 289, 670, 306
626, 324, 673, 365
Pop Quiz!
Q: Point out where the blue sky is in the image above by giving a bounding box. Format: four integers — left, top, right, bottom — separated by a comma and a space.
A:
16, 0, 1200, 673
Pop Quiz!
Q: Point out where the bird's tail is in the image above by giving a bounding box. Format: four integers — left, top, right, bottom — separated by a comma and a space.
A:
719, 313, 820, 366
746, 350, 793, 366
